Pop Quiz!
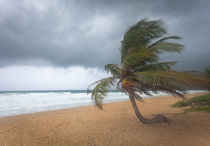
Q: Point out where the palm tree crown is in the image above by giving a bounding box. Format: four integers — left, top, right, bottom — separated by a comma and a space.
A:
88, 19, 210, 123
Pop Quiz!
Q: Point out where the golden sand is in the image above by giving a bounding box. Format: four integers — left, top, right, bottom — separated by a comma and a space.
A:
0, 92, 210, 146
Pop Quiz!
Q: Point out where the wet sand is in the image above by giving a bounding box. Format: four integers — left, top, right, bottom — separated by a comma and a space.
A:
0, 92, 210, 146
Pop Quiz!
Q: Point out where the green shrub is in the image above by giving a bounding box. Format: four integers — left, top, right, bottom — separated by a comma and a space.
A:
172, 94, 210, 113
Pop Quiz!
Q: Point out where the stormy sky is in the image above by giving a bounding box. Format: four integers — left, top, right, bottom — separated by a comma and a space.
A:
0, 0, 210, 90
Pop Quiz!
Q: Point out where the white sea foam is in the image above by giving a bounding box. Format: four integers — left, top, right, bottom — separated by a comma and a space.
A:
0, 90, 205, 117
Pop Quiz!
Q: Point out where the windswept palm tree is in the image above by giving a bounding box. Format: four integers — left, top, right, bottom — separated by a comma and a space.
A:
88, 19, 210, 124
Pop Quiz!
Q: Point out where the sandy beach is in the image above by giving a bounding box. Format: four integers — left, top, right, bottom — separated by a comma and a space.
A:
0, 92, 210, 146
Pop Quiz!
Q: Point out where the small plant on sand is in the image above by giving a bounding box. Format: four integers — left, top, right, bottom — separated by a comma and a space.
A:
172, 94, 210, 113
88, 18, 210, 124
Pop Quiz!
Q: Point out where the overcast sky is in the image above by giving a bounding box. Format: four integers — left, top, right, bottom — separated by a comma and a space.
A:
0, 0, 210, 90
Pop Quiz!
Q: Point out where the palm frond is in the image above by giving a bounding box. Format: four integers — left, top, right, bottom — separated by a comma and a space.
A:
88, 77, 116, 109
149, 35, 181, 48
121, 71, 209, 99
121, 18, 166, 63
105, 64, 121, 77
138, 61, 177, 72
133, 92, 144, 101
123, 49, 156, 66
122, 41, 182, 68
133, 71, 210, 92
148, 42, 184, 54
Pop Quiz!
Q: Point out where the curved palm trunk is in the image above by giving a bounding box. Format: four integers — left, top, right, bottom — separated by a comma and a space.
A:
129, 92, 170, 124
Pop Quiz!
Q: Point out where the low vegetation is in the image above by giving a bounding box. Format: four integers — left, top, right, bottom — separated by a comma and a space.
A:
172, 94, 210, 113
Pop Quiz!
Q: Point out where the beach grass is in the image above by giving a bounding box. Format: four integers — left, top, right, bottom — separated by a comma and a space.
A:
172, 93, 210, 113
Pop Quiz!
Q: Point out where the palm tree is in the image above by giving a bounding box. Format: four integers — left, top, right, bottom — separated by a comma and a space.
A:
88, 19, 210, 124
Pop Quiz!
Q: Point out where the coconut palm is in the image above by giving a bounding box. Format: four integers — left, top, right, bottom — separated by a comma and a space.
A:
88, 19, 210, 124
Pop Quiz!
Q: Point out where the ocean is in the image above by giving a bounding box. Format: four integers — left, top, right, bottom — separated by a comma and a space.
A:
0, 90, 204, 117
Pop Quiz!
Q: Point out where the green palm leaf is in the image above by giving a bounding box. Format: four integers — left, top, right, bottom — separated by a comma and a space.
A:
148, 35, 181, 48
88, 77, 116, 109
133, 71, 210, 91
139, 61, 177, 71
123, 48, 155, 66
121, 19, 166, 63
105, 64, 121, 77
148, 42, 184, 54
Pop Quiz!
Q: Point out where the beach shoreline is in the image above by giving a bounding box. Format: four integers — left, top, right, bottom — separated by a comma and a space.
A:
0, 90, 205, 118
0, 92, 210, 145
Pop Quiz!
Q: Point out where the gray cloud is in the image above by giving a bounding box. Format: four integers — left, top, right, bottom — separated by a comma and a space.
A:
0, 0, 209, 70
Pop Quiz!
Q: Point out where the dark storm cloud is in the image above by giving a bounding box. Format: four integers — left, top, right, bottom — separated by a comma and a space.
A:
0, 0, 209, 69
